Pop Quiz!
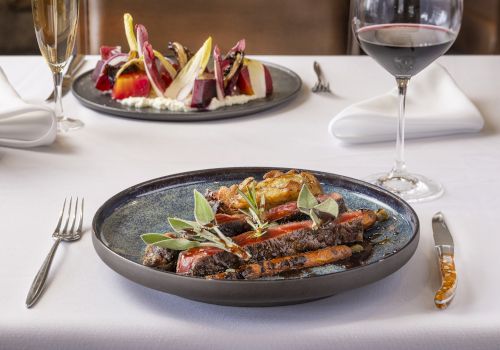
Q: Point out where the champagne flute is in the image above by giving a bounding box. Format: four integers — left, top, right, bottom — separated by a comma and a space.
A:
353, 0, 462, 202
32, 0, 83, 132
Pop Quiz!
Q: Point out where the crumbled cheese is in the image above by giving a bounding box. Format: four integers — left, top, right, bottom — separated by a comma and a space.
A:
207, 94, 259, 110
118, 94, 260, 112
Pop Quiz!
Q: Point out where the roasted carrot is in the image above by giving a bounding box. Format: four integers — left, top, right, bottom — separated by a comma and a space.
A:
337, 208, 388, 230
206, 245, 352, 280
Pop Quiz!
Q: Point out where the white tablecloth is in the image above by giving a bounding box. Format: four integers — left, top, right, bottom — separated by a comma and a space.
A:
1, 55, 499, 350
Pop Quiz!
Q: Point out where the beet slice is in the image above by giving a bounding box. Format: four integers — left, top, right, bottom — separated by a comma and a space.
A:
237, 66, 254, 95
191, 78, 216, 109
264, 64, 273, 96
112, 72, 151, 100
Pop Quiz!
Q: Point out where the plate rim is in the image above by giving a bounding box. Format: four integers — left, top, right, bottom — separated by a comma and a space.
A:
92, 166, 420, 285
72, 61, 303, 122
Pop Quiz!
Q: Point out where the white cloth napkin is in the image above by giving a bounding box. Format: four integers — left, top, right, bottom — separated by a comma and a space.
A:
0, 67, 56, 148
329, 64, 484, 144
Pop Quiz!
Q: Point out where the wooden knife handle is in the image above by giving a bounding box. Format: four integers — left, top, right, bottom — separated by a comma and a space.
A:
434, 253, 457, 309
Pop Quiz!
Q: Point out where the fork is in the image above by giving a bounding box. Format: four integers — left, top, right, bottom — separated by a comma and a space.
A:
312, 61, 332, 93
25, 197, 84, 308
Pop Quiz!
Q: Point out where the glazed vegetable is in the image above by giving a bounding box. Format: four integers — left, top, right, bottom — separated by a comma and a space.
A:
207, 245, 352, 280
175, 207, 388, 276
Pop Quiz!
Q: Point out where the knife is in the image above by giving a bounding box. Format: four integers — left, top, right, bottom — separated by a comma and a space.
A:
432, 212, 457, 309
46, 54, 85, 101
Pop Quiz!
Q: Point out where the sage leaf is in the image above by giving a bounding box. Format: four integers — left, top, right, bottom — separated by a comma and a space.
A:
309, 209, 321, 229
193, 189, 215, 225
297, 185, 318, 214
141, 233, 172, 244
313, 198, 339, 219
154, 237, 202, 250
168, 217, 200, 233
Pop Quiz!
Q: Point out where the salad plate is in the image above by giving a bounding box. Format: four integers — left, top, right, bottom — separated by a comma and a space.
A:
72, 62, 302, 122
92, 167, 419, 306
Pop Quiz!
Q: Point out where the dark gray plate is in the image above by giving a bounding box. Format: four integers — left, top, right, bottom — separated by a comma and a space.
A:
72, 62, 302, 121
92, 167, 419, 306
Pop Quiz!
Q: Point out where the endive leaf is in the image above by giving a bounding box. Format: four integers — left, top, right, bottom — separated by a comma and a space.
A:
164, 37, 212, 100
123, 13, 137, 52
153, 50, 177, 79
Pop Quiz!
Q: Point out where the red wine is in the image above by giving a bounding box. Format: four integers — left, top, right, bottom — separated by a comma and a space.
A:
357, 24, 456, 77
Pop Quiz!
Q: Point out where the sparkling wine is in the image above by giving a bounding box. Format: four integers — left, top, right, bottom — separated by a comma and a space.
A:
357, 24, 456, 77
32, 0, 78, 73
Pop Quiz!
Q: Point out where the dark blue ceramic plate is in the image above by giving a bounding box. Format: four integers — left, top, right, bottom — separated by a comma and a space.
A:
92, 167, 419, 306
72, 62, 301, 122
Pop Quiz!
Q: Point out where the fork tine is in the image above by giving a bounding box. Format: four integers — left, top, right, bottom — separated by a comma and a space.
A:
77, 198, 84, 234
53, 198, 67, 236
69, 197, 79, 234
61, 197, 73, 236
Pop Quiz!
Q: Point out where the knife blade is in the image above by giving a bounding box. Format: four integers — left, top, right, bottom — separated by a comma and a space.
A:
46, 54, 85, 101
432, 212, 457, 309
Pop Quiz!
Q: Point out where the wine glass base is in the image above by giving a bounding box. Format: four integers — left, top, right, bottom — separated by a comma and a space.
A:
57, 117, 84, 132
365, 171, 444, 203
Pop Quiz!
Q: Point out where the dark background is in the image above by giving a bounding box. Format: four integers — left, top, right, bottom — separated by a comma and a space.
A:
2, 0, 499, 55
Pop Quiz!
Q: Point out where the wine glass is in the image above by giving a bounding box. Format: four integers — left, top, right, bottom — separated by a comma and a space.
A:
32, 0, 84, 132
352, 0, 462, 202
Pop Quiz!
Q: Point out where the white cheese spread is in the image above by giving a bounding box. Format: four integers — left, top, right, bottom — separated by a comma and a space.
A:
119, 94, 260, 112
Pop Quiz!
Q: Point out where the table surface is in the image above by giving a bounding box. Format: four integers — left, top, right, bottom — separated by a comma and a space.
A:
1, 55, 499, 350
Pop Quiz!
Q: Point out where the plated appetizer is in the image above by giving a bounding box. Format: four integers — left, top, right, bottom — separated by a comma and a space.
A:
141, 170, 389, 280
91, 13, 273, 111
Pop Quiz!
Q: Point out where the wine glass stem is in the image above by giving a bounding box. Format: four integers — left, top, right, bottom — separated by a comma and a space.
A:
391, 77, 410, 176
53, 70, 64, 121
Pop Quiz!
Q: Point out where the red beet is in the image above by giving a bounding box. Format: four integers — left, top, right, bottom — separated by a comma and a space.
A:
100, 45, 121, 60
112, 72, 151, 100
237, 66, 254, 95
264, 65, 273, 96
191, 78, 216, 109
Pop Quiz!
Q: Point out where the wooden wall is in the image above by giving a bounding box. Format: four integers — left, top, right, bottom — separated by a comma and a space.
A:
80, 0, 351, 55
453, 0, 500, 54
2, 0, 500, 55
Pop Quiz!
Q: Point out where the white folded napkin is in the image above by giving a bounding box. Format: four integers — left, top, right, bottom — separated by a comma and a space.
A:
329, 63, 484, 144
0, 67, 56, 148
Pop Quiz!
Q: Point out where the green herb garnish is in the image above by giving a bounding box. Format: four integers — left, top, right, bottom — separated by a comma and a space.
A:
237, 183, 274, 237
141, 189, 251, 260
297, 185, 339, 229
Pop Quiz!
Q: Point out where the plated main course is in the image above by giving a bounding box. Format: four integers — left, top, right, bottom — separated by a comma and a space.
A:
141, 170, 390, 280
91, 13, 273, 112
